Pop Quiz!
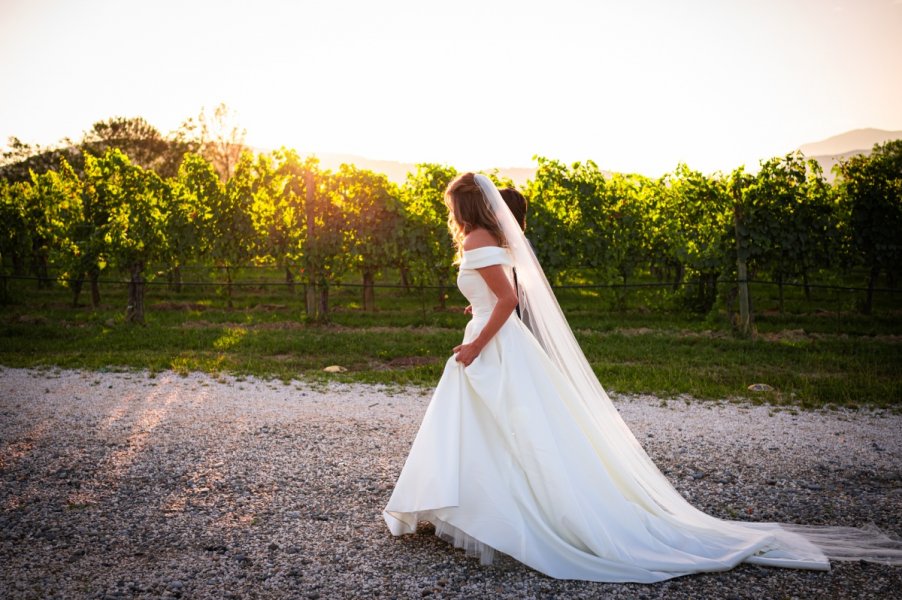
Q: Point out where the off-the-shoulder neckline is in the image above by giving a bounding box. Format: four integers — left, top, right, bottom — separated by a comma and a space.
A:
462, 245, 506, 254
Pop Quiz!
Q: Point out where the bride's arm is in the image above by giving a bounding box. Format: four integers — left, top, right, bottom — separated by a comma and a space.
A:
453, 264, 518, 366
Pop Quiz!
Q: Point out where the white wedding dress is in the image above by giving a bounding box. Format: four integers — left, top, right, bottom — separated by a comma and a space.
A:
383, 177, 902, 583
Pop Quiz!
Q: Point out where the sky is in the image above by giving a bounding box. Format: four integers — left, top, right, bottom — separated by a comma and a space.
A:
1, 0, 900, 176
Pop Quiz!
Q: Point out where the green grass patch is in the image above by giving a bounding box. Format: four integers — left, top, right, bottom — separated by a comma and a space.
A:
1, 270, 900, 408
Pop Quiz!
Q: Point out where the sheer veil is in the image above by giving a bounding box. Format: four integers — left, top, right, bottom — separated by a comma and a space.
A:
473, 173, 902, 567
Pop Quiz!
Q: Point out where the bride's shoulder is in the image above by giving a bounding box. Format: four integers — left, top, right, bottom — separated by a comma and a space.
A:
459, 229, 510, 270
463, 228, 501, 252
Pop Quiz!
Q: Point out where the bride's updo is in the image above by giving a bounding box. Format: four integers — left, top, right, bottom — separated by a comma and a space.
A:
444, 172, 506, 255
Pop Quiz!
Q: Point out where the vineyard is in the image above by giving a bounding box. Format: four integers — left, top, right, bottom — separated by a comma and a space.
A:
1, 117, 900, 406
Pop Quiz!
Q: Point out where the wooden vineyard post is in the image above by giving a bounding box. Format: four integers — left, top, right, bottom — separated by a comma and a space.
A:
733, 203, 752, 337
304, 170, 318, 320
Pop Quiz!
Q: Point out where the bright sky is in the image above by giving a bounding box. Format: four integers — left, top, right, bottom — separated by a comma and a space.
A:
1, 0, 900, 176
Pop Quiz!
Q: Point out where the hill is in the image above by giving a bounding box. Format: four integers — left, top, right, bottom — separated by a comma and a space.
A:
798, 128, 902, 180
297, 128, 902, 185
799, 128, 902, 157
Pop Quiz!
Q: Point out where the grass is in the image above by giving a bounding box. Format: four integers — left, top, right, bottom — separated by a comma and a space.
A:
1, 267, 900, 409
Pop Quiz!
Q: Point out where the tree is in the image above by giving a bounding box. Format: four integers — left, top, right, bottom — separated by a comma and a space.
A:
74, 150, 139, 307
160, 116, 205, 178
796, 159, 839, 299
0, 180, 32, 276
198, 103, 247, 181
81, 117, 173, 176
601, 173, 652, 305
660, 165, 732, 311
836, 140, 902, 313
210, 151, 260, 308
29, 161, 89, 304
733, 153, 816, 313
69, 149, 168, 321
0, 180, 32, 301
298, 168, 348, 319
332, 165, 404, 311
728, 167, 755, 336
97, 152, 169, 324
0, 137, 81, 183
266, 153, 342, 320
27, 165, 81, 292
525, 157, 604, 284
399, 164, 458, 308
245, 151, 286, 268
270, 150, 318, 296
165, 153, 221, 291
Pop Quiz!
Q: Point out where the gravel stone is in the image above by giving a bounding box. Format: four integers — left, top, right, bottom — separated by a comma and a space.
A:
1, 366, 900, 599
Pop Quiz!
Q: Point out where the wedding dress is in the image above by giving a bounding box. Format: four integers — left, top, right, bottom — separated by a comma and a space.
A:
382, 175, 902, 583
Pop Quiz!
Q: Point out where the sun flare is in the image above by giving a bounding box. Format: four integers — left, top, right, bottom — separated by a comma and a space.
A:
1, 0, 901, 175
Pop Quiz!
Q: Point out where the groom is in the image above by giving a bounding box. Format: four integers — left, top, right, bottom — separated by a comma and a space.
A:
499, 187, 528, 233
499, 188, 528, 318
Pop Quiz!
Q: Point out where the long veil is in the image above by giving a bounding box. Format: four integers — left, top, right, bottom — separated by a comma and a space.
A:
474, 173, 902, 567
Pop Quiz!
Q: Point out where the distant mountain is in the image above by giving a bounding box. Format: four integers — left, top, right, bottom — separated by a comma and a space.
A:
798, 128, 902, 180
256, 128, 902, 187
798, 128, 902, 157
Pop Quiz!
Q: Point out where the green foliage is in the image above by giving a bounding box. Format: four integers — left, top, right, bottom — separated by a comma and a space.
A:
166, 153, 221, 269
267, 148, 316, 273
525, 157, 605, 283
398, 163, 458, 289
602, 173, 653, 285
1, 115, 899, 325
836, 140, 902, 293
0, 137, 82, 183
211, 151, 259, 273
98, 150, 168, 270
660, 164, 732, 277
332, 164, 403, 278
0, 180, 33, 278
82, 116, 176, 177
303, 166, 348, 289
37, 159, 95, 290
744, 155, 808, 275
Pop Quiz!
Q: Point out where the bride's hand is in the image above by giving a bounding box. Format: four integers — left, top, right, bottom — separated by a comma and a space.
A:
464, 305, 472, 314
453, 342, 481, 366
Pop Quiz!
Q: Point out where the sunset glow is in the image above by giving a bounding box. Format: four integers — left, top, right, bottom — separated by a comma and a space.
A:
1, 0, 900, 175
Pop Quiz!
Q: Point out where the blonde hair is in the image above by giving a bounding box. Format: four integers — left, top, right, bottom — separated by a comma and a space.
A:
444, 173, 506, 258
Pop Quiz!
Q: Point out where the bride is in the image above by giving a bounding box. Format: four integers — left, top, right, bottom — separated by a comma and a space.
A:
382, 172, 901, 582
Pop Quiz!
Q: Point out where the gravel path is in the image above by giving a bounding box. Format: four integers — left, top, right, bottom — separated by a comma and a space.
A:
1, 366, 900, 599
